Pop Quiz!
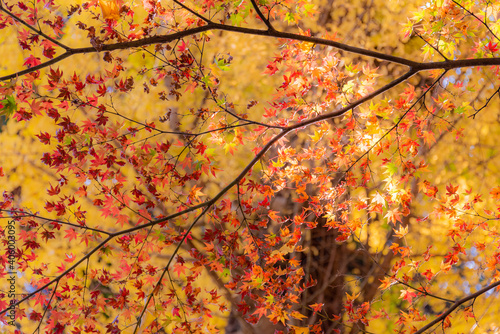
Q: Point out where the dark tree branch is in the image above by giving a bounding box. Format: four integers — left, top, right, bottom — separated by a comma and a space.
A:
0, 25, 213, 82
3, 21, 500, 82
415, 279, 500, 334
415, 31, 449, 61
172, 0, 212, 23
3, 8, 500, 331
469, 86, 500, 119
451, 0, 500, 42
250, 0, 275, 31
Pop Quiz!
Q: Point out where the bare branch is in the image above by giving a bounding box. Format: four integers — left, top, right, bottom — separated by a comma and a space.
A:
469, 86, 500, 119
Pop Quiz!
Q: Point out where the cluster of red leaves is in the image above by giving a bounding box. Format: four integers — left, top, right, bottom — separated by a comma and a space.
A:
1, 0, 500, 333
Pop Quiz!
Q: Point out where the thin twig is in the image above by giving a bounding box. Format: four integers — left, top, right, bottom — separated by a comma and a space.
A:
415, 31, 449, 61
414, 279, 500, 334
250, 0, 275, 31
0, 56, 416, 318
469, 86, 500, 119
1, 210, 111, 235
172, 0, 212, 23
132, 204, 212, 333
451, 0, 500, 42
0, 5, 70, 50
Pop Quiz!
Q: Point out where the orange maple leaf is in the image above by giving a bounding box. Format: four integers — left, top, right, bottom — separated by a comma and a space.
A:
379, 277, 394, 290
99, 0, 122, 20
490, 186, 500, 200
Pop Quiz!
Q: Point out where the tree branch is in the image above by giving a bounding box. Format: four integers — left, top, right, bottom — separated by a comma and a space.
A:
0, 25, 213, 81
414, 279, 500, 334
3, 21, 500, 83
0, 57, 428, 319
451, 0, 500, 42
172, 0, 212, 23
132, 204, 213, 333
0, 235, 114, 316
1, 209, 111, 235
250, 0, 275, 31
0, 4, 70, 50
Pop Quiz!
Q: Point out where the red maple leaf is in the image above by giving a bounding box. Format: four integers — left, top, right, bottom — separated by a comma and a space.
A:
173, 262, 188, 277
486, 41, 499, 53
23, 55, 41, 68
64, 228, 78, 242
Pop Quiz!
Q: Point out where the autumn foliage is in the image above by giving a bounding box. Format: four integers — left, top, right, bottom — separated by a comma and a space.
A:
1, 0, 500, 333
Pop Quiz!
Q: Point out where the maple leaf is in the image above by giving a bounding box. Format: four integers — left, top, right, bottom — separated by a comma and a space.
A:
446, 184, 459, 196
309, 303, 324, 314
421, 130, 435, 145
173, 262, 188, 277
34, 292, 48, 307
490, 186, 500, 200
394, 225, 408, 238
188, 186, 205, 203
264, 63, 279, 75
42, 45, 56, 59
290, 326, 310, 334
422, 269, 433, 280
253, 307, 268, 320
290, 311, 308, 320
116, 214, 129, 227
385, 208, 402, 225
177, 40, 189, 52
0, 299, 8, 312
64, 228, 78, 242
379, 277, 394, 290
485, 41, 499, 53
172, 307, 181, 318
23, 55, 41, 68
99, 0, 122, 20
36, 132, 51, 145
399, 289, 417, 303
443, 316, 452, 329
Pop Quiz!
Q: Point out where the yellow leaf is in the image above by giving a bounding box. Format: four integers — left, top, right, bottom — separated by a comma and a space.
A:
379, 277, 394, 290
440, 261, 451, 272
188, 186, 205, 201
290, 325, 309, 334
290, 311, 307, 320
308, 130, 322, 143
99, 0, 121, 20
394, 225, 408, 238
